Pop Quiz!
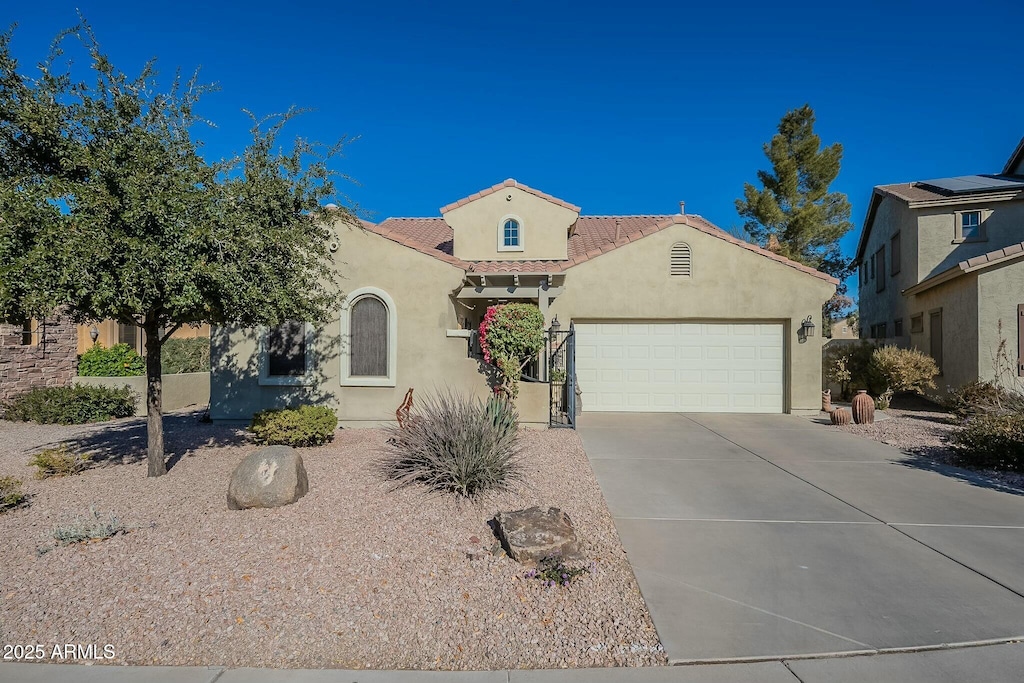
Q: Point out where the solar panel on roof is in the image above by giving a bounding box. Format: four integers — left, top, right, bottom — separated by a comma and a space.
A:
919, 175, 1024, 195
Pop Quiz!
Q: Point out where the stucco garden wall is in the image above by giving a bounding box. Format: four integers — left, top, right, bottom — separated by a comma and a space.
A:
548, 222, 835, 414
73, 372, 211, 416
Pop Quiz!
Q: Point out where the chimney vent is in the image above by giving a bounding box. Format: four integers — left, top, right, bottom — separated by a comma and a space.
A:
679, 201, 686, 215
614, 218, 623, 241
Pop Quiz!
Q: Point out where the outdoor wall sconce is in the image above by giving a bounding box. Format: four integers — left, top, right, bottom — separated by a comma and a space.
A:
798, 316, 816, 342
89, 325, 99, 344
550, 315, 561, 333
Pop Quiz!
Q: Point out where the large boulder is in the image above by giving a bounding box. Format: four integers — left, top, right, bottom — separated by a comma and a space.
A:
494, 506, 580, 564
227, 446, 309, 510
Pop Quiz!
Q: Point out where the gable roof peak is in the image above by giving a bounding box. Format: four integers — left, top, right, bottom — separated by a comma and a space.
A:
439, 179, 582, 214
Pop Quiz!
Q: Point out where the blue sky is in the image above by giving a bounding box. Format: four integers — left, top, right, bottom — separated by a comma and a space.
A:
7, 0, 1024, 299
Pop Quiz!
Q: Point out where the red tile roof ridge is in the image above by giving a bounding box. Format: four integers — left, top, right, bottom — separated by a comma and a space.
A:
440, 179, 582, 214
678, 215, 838, 285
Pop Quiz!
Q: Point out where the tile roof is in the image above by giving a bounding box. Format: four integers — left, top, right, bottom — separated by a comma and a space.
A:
904, 241, 1024, 296
440, 179, 581, 214
875, 183, 949, 203
365, 214, 837, 284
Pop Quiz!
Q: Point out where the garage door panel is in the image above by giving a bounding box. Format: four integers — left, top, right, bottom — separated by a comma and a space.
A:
576, 322, 783, 414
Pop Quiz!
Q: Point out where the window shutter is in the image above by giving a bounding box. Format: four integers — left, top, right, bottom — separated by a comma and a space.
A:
1018, 304, 1024, 377
351, 296, 389, 376
670, 243, 692, 277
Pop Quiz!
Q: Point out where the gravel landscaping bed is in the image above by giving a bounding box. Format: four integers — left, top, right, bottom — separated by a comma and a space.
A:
832, 397, 1024, 491
0, 412, 665, 669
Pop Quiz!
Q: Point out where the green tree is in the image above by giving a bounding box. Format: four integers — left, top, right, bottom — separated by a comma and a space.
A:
736, 105, 853, 309
0, 21, 354, 476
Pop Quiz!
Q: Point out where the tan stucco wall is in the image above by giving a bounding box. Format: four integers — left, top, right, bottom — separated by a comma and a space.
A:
917, 199, 1024, 281
978, 263, 1024, 386
445, 186, 577, 261
905, 274, 979, 396
859, 195, 917, 335
547, 223, 836, 413
74, 372, 210, 416
210, 221, 549, 426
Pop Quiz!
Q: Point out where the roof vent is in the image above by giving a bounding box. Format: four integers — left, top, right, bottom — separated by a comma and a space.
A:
679, 201, 686, 216
670, 242, 692, 277
614, 218, 622, 242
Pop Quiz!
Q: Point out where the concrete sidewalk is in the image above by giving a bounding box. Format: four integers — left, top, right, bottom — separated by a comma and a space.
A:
3, 642, 1024, 682
579, 412, 1024, 664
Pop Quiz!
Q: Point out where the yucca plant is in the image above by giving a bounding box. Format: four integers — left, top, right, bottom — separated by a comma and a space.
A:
381, 390, 522, 497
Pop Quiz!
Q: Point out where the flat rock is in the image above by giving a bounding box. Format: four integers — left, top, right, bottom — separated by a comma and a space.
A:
494, 506, 580, 564
227, 445, 309, 510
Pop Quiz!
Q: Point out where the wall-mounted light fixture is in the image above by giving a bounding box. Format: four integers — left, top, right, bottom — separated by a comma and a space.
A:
798, 316, 816, 342
550, 315, 562, 333
89, 325, 99, 345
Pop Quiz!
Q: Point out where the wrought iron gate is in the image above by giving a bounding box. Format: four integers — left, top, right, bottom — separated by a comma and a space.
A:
548, 321, 576, 428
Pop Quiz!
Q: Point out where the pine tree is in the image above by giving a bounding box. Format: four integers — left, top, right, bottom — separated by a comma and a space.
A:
736, 105, 853, 293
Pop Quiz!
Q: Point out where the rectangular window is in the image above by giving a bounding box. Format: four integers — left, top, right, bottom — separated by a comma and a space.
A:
267, 320, 307, 377
894, 318, 903, 337
956, 210, 987, 242
870, 322, 887, 339
891, 232, 901, 275
875, 248, 886, 293
910, 314, 924, 334
118, 322, 139, 349
870, 255, 875, 280
929, 310, 943, 372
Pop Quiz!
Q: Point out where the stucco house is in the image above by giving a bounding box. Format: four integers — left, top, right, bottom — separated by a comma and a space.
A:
854, 138, 1024, 393
210, 179, 836, 426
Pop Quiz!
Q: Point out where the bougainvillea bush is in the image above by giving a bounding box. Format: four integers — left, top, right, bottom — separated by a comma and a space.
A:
478, 304, 546, 398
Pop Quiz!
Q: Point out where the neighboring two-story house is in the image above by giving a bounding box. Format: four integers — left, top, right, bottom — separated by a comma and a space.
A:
855, 138, 1024, 392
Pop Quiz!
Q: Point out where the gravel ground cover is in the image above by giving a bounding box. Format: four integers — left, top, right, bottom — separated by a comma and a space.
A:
833, 396, 1024, 491
0, 411, 665, 669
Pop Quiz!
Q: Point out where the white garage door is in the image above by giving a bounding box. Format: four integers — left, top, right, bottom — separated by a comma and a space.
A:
574, 323, 784, 413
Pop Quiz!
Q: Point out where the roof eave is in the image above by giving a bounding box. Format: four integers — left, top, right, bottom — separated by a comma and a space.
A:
1003, 136, 1024, 176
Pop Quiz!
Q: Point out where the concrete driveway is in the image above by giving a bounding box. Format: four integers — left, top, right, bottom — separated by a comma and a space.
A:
579, 412, 1024, 664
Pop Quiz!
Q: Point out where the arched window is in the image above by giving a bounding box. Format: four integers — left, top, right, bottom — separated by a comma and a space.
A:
350, 296, 388, 377
341, 287, 398, 386
497, 215, 524, 251
670, 242, 692, 277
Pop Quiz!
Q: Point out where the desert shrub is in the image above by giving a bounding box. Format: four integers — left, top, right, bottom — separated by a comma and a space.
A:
525, 555, 593, 589
946, 381, 1024, 421
824, 341, 878, 399
479, 303, 546, 398
161, 337, 210, 374
51, 507, 128, 546
868, 345, 939, 405
381, 391, 522, 498
951, 413, 1024, 472
77, 343, 145, 377
0, 477, 27, 512
29, 444, 92, 479
249, 405, 338, 446
2, 385, 137, 424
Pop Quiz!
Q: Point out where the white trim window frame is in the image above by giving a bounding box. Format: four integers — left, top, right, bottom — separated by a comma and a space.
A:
497, 214, 525, 253
340, 286, 398, 387
258, 321, 315, 386
954, 209, 987, 243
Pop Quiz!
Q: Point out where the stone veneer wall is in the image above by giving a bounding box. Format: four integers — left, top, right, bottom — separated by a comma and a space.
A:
0, 316, 78, 405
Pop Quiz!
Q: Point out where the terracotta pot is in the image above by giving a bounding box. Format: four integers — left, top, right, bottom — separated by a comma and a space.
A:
830, 408, 851, 425
822, 389, 832, 412
851, 390, 875, 425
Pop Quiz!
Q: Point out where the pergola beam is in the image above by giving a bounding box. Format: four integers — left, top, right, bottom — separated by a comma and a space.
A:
456, 286, 565, 299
